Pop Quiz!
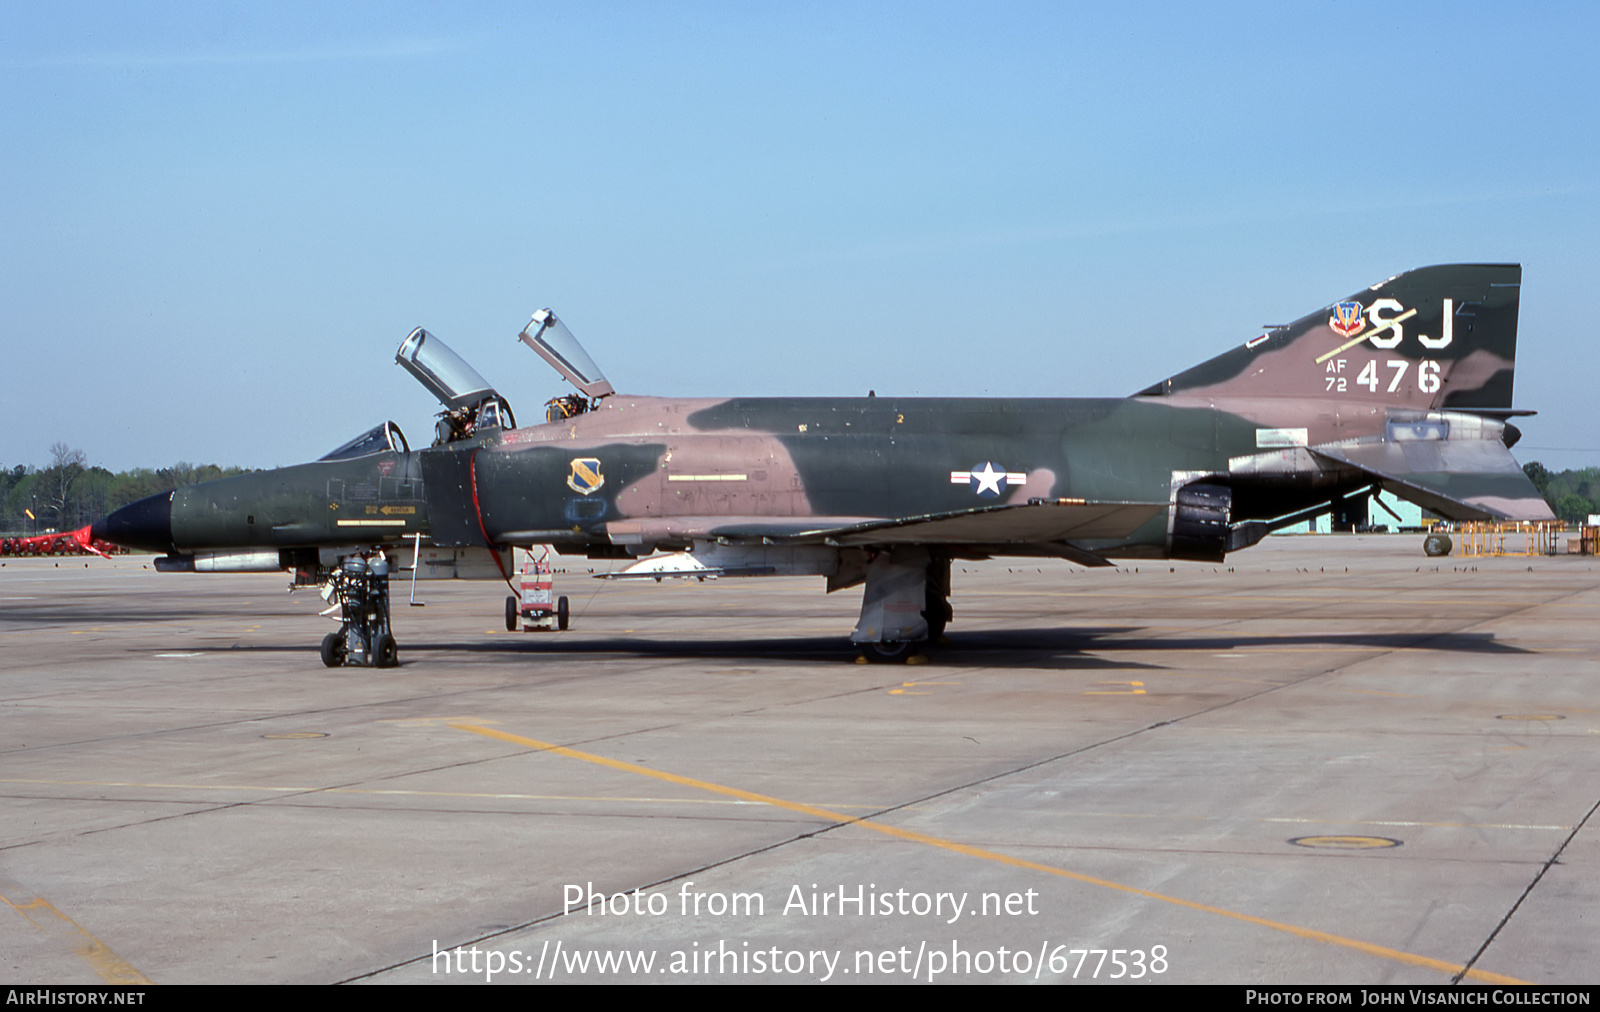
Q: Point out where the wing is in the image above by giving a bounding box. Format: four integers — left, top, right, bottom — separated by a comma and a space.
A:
799, 499, 1165, 547
599, 499, 1167, 567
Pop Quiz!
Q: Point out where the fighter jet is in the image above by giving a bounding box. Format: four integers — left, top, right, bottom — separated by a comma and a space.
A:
93, 263, 1553, 665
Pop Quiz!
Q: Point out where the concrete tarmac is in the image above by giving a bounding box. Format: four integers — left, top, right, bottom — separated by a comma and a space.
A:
1, 535, 1596, 985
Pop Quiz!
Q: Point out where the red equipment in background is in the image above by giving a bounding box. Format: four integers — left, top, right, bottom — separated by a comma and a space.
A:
0, 525, 121, 558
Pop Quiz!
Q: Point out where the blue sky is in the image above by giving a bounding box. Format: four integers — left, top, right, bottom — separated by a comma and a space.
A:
3, 2, 1597, 471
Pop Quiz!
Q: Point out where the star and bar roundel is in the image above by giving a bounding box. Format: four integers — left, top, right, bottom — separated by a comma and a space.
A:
950, 462, 1026, 498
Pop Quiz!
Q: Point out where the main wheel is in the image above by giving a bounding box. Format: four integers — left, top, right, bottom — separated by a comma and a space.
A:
557, 595, 570, 631
1423, 533, 1453, 557
505, 594, 519, 631
320, 632, 345, 668
860, 640, 914, 664
374, 632, 398, 668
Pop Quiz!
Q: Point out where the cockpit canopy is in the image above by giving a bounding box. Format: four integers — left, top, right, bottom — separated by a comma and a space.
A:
320, 421, 409, 461
396, 326, 517, 445
519, 309, 614, 400
394, 311, 614, 439
396, 327, 499, 410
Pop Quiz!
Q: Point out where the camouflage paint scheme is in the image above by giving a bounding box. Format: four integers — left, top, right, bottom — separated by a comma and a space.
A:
94, 264, 1551, 658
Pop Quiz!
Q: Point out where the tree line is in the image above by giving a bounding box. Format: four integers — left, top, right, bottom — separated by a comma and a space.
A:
0, 444, 253, 535
1522, 462, 1599, 524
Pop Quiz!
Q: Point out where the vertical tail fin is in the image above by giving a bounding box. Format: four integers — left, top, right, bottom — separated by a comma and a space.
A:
1138, 264, 1522, 410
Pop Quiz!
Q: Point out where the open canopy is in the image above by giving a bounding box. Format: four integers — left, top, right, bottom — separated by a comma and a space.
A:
519, 309, 614, 400
396, 327, 500, 410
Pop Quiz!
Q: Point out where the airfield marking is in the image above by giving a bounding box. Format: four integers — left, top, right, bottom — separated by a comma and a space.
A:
1, 777, 1569, 832
450, 722, 1527, 985
1145, 670, 1283, 686
1262, 818, 1565, 831
963, 589, 1558, 607
0, 614, 308, 639
1084, 680, 1146, 695
0, 777, 878, 810
0, 876, 152, 985
885, 681, 960, 695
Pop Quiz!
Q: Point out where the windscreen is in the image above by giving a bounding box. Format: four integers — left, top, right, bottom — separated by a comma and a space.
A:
320, 421, 409, 460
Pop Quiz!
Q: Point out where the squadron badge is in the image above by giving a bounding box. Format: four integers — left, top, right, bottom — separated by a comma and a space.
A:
567, 457, 605, 495
949, 462, 1026, 498
1329, 300, 1365, 338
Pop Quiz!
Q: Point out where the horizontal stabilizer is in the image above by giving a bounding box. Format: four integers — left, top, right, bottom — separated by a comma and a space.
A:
1310, 441, 1554, 522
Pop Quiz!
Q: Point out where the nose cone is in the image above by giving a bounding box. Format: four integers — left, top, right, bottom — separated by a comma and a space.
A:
92, 491, 175, 552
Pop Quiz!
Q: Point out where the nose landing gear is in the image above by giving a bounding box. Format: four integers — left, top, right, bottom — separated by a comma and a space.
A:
320, 555, 399, 668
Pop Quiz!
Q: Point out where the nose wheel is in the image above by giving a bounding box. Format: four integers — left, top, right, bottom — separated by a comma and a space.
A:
320, 631, 346, 667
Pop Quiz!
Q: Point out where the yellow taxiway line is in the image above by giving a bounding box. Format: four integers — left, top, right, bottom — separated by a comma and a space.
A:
1, 876, 152, 985
451, 721, 1527, 985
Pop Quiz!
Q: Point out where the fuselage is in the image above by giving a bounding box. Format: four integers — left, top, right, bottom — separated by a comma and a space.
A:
104, 392, 1391, 561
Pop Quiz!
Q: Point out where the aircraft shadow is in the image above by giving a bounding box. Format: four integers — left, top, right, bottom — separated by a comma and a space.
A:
421, 625, 1525, 670
1038, 628, 1527, 655
406, 631, 1156, 671
123, 627, 1522, 672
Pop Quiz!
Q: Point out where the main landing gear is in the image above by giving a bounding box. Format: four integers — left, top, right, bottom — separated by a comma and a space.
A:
320, 555, 399, 668
851, 548, 951, 664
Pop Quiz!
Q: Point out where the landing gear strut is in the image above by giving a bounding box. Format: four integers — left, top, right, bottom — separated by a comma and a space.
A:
924, 556, 952, 642
851, 548, 951, 664
321, 555, 398, 668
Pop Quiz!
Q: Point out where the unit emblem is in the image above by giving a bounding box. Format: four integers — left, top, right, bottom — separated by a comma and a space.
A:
1329, 301, 1364, 338
949, 462, 1026, 498
567, 458, 605, 495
